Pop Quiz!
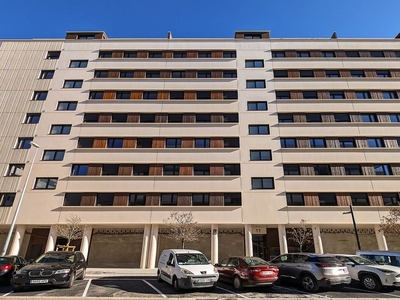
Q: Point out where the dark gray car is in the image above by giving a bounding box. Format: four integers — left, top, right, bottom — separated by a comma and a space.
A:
270, 253, 351, 292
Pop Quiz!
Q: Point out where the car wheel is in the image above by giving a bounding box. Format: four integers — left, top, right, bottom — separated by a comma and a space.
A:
157, 270, 163, 282
301, 274, 319, 293
361, 274, 382, 291
64, 273, 75, 288
172, 277, 181, 292
12, 284, 24, 292
233, 275, 244, 290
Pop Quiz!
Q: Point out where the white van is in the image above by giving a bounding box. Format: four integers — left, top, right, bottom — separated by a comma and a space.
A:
157, 249, 219, 291
357, 250, 400, 267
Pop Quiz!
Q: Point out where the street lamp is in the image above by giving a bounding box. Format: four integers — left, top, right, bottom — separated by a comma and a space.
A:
1, 141, 40, 256
343, 205, 361, 251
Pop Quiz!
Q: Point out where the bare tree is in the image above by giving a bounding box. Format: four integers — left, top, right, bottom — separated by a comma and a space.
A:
380, 208, 400, 236
163, 211, 203, 249
288, 219, 313, 253
55, 215, 86, 248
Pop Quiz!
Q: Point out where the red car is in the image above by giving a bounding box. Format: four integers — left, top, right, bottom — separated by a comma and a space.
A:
215, 256, 279, 290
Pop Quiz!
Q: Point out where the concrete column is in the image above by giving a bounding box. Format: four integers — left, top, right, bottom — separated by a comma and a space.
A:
278, 225, 288, 254
9, 225, 25, 255
147, 224, 159, 269
244, 224, 253, 257
140, 225, 151, 269
312, 225, 324, 254
375, 225, 388, 250
44, 225, 57, 252
80, 226, 92, 259
211, 224, 218, 264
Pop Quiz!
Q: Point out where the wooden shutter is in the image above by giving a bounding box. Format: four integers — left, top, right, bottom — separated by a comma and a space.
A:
211, 70, 223, 78
155, 114, 167, 123
296, 138, 310, 148
355, 138, 368, 148
122, 138, 137, 148
211, 51, 223, 58
145, 194, 160, 206
108, 71, 119, 78
127, 114, 140, 123
158, 91, 169, 99
300, 165, 315, 175
160, 70, 171, 78
321, 113, 335, 122
179, 164, 193, 175
344, 91, 356, 99
336, 193, 351, 206
178, 194, 192, 206
81, 194, 96, 206
331, 165, 345, 175
152, 138, 165, 148
285, 51, 296, 57
314, 70, 325, 77
304, 193, 319, 206
211, 91, 223, 99
210, 138, 224, 148
183, 114, 195, 123
317, 91, 330, 99
335, 51, 346, 57
130, 91, 143, 99
162, 51, 173, 58
184, 91, 196, 99
210, 164, 224, 176
93, 138, 107, 148
149, 164, 163, 176
88, 165, 101, 176
181, 138, 194, 148
359, 51, 371, 57
390, 70, 400, 77
137, 51, 148, 58
310, 51, 322, 57
368, 193, 384, 206
210, 193, 224, 206
370, 91, 383, 99
113, 194, 128, 206
98, 113, 112, 123
211, 114, 223, 123
326, 138, 340, 148
349, 113, 362, 122
293, 113, 306, 123
118, 165, 133, 175
288, 70, 300, 78
340, 70, 351, 77
112, 51, 123, 58
365, 70, 376, 77
384, 51, 396, 57
391, 164, 400, 175
290, 91, 302, 99
376, 113, 390, 122
134, 71, 145, 78
187, 51, 198, 58
104, 91, 116, 99
362, 165, 375, 175
185, 70, 196, 78
383, 137, 398, 148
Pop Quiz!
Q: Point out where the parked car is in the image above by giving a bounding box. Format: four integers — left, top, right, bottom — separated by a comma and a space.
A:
11, 251, 86, 292
0, 256, 27, 285
270, 253, 351, 292
334, 254, 400, 291
157, 249, 219, 291
357, 250, 400, 267
215, 256, 279, 290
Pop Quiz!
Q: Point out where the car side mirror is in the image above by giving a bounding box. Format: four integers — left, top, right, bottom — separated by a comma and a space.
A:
346, 262, 355, 267
214, 263, 221, 267
27, 259, 34, 264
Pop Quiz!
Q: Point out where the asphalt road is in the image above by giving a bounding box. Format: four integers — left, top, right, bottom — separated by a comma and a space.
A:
0, 276, 400, 299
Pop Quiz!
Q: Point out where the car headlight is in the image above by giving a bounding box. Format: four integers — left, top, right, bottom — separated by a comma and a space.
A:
181, 268, 193, 275
15, 269, 28, 275
54, 269, 71, 274
214, 267, 218, 274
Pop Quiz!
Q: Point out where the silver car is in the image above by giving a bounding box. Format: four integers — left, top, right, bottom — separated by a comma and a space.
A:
270, 253, 351, 292
335, 254, 400, 291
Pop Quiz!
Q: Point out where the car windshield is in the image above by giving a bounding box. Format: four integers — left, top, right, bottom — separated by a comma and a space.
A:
243, 257, 270, 266
0, 257, 11, 264
35, 253, 75, 264
350, 256, 376, 265
176, 253, 209, 265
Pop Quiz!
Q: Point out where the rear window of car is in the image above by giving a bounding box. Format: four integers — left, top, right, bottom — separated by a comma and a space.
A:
0, 257, 11, 264
306, 256, 340, 264
243, 257, 270, 265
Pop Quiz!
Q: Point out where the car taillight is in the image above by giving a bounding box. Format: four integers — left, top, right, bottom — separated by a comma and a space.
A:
0, 264, 12, 271
315, 263, 329, 268
249, 268, 261, 274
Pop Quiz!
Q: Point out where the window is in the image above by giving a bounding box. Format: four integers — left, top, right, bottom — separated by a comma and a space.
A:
249, 125, 269, 135
314, 164, 331, 175
195, 114, 211, 123
24, 113, 40, 124
57, 101, 77, 111
376, 70, 391, 78
367, 138, 385, 148
166, 138, 181, 148
173, 52, 187, 58
198, 51, 212, 58
0, 193, 16, 207
43, 150, 65, 161
78, 138, 94, 148
146, 71, 160, 78
71, 164, 89, 176
302, 91, 317, 99
223, 91, 238, 99
246, 80, 266, 88
89, 91, 104, 99
46, 51, 60, 59
163, 164, 180, 176
34, 178, 58, 189
299, 70, 314, 77
96, 193, 114, 206
224, 138, 240, 148
223, 51, 236, 58
306, 114, 321, 122
196, 91, 211, 99
112, 114, 128, 122
286, 193, 304, 206
396, 52, 400, 58
334, 113, 350, 122
192, 194, 209, 206
296, 51, 310, 57
133, 164, 150, 175
339, 138, 356, 148
351, 193, 369, 206
193, 164, 210, 176
94, 71, 108, 78
370, 51, 384, 57
345, 164, 362, 175
321, 51, 335, 57
63, 194, 82, 206
101, 164, 119, 176
273, 70, 288, 78
351, 70, 365, 78
224, 193, 241, 206
197, 71, 211, 78
69, 60, 88, 68
330, 91, 344, 99
284, 165, 300, 175
77, 34, 95, 39
361, 114, 377, 122
63, 80, 83, 88
120, 71, 134, 78
143, 91, 158, 99
107, 138, 123, 148
32, 91, 47, 100
250, 150, 272, 161
172, 71, 185, 78
223, 113, 239, 123
382, 193, 399, 206
223, 71, 237, 78
356, 91, 371, 99
140, 114, 156, 123
281, 138, 296, 148
16, 138, 33, 149
252, 177, 274, 189
50, 125, 71, 135
272, 51, 285, 58
382, 91, 398, 99
374, 164, 392, 175
390, 114, 400, 122
129, 194, 146, 206
276, 91, 290, 99
168, 114, 183, 123
247, 102, 268, 111
40, 70, 54, 79
325, 70, 340, 77
167, 91, 183, 99
123, 51, 137, 58
195, 138, 210, 148
278, 114, 293, 123
345, 51, 360, 57
318, 193, 337, 206
116, 92, 130, 99
246, 60, 264, 68
310, 138, 325, 148
136, 138, 152, 148
161, 194, 178, 205
244, 34, 261, 39
6, 164, 24, 176
224, 164, 240, 176
98, 51, 112, 58
148, 52, 162, 58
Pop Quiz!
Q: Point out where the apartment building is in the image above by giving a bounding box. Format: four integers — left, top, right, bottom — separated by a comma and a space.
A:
0, 30, 399, 268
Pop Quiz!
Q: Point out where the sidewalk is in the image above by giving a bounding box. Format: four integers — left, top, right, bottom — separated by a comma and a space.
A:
86, 267, 157, 278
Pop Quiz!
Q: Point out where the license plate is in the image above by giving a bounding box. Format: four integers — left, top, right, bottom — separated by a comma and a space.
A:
195, 278, 211, 283
30, 279, 48, 284
261, 271, 274, 275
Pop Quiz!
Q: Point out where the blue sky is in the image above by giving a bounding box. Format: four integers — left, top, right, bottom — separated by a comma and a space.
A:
1, 0, 400, 39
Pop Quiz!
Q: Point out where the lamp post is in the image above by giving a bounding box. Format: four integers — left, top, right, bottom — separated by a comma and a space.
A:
1, 141, 40, 256
343, 205, 361, 251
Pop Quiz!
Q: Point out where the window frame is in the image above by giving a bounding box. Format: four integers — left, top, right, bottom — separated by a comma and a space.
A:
50, 125, 71, 135
251, 177, 275, 189
63, 80, 83, 88
246, 80, 266, 89
69, 60, 88, 68
250, 150, 272, 161
34, 178, 58, 189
